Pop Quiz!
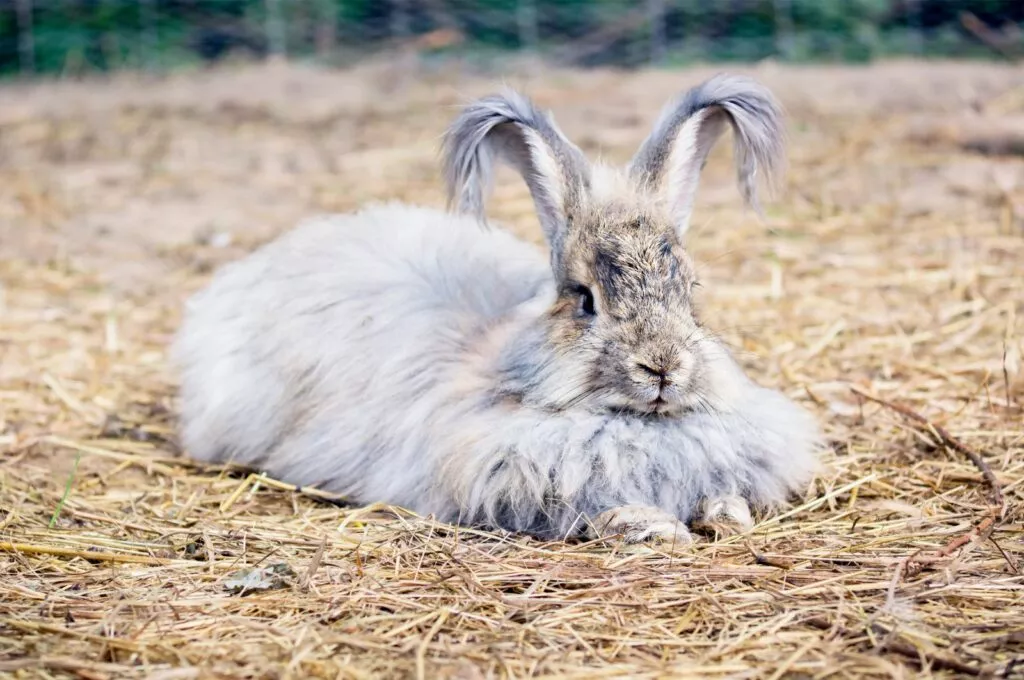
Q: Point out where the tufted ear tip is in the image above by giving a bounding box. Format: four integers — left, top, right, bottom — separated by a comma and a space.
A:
440, 90, 592, 266
628, 74, 786, 235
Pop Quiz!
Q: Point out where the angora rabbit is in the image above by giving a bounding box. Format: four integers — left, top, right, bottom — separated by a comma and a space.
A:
174, 74, 822, 544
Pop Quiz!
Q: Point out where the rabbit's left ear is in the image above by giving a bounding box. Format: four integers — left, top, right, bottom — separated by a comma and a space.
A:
628, 75, 786, 237
442, 89, 590, 273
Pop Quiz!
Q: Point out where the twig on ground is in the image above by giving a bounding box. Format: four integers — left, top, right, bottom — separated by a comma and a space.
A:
745, 541, 795, 569
851, 386, 1003, 509
851, 386, 1006, 583
301, 535, 328, 591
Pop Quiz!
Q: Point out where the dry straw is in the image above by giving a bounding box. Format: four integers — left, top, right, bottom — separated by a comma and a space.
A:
1, 60, 1022, 678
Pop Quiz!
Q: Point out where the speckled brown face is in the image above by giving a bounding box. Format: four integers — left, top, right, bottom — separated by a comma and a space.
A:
442, 76, 784, 415
547, 208, 707, 416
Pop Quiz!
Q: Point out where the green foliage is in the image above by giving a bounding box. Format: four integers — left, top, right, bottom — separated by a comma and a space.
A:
0, 0, 1020, 77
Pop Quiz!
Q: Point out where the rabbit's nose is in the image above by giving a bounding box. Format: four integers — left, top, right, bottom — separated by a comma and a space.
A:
636, 361, 667, 380
635, 360, 673, 389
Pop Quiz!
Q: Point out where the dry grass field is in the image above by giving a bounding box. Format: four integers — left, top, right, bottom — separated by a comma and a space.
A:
1, 58, 1023, 678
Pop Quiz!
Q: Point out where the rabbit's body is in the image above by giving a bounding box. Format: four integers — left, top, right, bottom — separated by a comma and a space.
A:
175, 75, 824, 542
176, 204, 551, 517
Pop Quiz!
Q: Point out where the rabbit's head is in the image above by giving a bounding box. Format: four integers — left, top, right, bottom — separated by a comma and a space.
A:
442, 75, 785, 416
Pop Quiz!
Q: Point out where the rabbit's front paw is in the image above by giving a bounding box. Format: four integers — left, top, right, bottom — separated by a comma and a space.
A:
692, 495, 754, 538
587, 505, 693, 545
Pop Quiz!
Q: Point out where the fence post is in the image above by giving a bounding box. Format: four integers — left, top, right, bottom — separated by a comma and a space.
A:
517, 0, 539, 52
266, 0, 286, 58
316, 0, 339, 60
139, 0, 159, 71
648, 0, 666, 64
773, 0, 794, 60
907, 0, 924, 55
16, 0, 35, 76
391, 0, 410, 39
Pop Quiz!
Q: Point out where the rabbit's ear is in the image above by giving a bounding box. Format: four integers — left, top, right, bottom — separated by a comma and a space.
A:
443, 89, 590, 266
628, 75, 785, 237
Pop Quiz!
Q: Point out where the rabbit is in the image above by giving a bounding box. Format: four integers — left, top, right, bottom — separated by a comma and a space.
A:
173, 74, 823, 544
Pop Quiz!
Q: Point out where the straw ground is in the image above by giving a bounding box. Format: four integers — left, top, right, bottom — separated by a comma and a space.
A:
1, 59, 1022, 678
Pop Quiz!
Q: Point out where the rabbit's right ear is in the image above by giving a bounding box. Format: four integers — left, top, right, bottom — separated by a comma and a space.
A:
442, 89, 590, 269
628, 75, 785, 238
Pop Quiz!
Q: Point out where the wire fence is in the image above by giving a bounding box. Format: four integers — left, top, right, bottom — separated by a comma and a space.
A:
2, 0, 1023, 78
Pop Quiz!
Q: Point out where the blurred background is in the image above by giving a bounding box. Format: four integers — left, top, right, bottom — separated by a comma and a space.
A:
2, 0, 1023, 78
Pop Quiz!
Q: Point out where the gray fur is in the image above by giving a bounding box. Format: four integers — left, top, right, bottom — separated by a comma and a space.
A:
174, 75, 822, 541
441, 88, 590, 270
629, 74, 786, 232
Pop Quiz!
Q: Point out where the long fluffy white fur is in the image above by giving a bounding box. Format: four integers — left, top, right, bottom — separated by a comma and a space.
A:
174, 203, 821, 539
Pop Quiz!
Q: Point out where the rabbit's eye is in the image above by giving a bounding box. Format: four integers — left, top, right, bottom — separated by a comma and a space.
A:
574, 284, 596, 317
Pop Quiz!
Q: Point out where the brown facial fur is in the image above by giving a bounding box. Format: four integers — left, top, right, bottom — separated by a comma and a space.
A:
547, 200, 706, 416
